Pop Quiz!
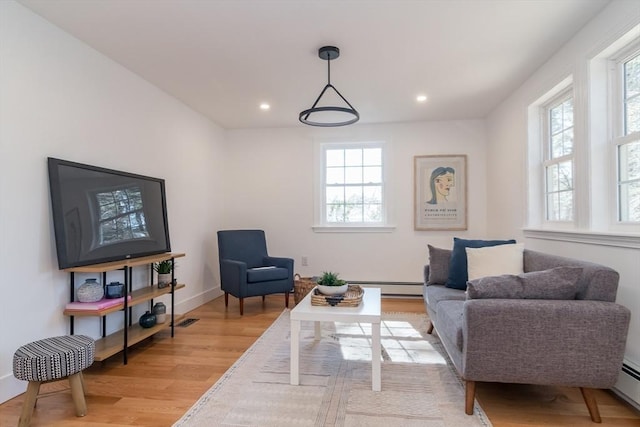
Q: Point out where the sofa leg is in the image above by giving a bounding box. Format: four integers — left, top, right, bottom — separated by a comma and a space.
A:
465, 380, 476, 415
239, 298, 244, 316
262, 295, 266, 303
285, 292, 289, 308
427, 321, 434, 334
580, 387, 602, 423
224, 292, 229, 307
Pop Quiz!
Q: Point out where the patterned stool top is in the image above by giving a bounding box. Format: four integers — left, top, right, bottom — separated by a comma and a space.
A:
13, 335, 95, 382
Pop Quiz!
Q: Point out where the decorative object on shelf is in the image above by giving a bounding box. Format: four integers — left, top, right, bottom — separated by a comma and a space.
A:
77, 278, 103, 302
105, 282, 124, 299
299, 46, 359, 127
153, 260, 175, 288
139, 311, 157, 328
152, 302, 167, 324
316, 271, 348, 295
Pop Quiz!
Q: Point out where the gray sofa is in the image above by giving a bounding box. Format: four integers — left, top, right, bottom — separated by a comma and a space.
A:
423, 247, 630, 423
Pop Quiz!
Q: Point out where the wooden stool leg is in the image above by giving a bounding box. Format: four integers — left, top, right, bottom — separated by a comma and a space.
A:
580, 387, 602, 423
69, 373, 87, 417
18, 381, 41, 427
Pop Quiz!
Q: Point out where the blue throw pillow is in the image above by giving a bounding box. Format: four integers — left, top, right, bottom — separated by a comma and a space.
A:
445, 238, 516, 290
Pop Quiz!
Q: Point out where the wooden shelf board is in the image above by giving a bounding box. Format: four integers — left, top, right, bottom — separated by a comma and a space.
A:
93, 317, 182, 362
64, 253, 185, 273
64, 284, 185, 317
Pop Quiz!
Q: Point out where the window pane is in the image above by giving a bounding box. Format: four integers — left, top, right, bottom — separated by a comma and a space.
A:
562, 99, 574, 128
344, 166, 362, 184
626, 95, 640, 134
547, 193, 559, 220
345, 149, 362, 166
345, 186, 363, 204
326, 186, 344, 204
363, 166, 381, 183
551, 134, 563, 159
326, 167, 344, 184
563, 131, 574, 156
326, 204, 345, 222
558, 190, 573, 221
546, 165, 559, 192
558, 161, 573, 191
363, 148, 382, 165
619, 141, 640, 181
550, 107, 562, 134
625, 54, 640, 99
363, 186, 382, 203
619, 181, 640, 222
363, 204, 382, 222
326, 150, 344, 167
345, 204, 363, 222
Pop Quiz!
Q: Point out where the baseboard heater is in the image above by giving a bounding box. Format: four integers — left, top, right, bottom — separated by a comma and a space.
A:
622, 363, 640, 381
347, 281, 423, 297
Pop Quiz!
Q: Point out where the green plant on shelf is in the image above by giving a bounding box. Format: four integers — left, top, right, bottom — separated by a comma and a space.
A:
152, 260, 175, 274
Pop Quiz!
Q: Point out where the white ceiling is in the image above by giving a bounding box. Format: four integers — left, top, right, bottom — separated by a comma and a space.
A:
19, 0, 610, 130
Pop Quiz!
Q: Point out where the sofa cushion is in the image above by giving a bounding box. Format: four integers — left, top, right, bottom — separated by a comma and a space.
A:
427, 245, 452, 285
435, 300, 465, 352
466, 267, 582, 300
424, 284, 466, 312
466, 243, 524, 281
446, 238, 516, 290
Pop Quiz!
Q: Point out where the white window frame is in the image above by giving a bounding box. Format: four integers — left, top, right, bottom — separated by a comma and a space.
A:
313, 140, 394, 232
541, 88, 576, 226
610, 42, 640, 227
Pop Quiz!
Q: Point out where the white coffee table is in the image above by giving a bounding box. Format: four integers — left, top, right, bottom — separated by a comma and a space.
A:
290, 287, 382, 391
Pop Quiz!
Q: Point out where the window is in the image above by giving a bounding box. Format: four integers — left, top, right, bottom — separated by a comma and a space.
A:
318, 142, 387, 227
543, 92, 574, 222
615, 49, 640, 223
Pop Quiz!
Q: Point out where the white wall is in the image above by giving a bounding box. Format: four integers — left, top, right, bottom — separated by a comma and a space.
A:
0, 2, 226, 402
223, 121, 488, 283
486, 0, 640, 406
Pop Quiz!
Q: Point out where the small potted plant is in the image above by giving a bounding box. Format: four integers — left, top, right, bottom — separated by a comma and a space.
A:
316, 271, 348, 295
153, 260, 175, 288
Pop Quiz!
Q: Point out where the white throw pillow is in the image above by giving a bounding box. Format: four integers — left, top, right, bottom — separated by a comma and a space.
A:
465, 243, 525, 281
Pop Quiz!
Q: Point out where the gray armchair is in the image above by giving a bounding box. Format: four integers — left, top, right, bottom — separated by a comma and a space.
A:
217, 229, 294, 315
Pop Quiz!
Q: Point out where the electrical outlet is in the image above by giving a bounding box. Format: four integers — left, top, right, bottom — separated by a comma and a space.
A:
301, 256, 308, 267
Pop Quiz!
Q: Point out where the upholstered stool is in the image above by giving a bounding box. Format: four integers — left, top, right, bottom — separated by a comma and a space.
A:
13, 335, 95, 427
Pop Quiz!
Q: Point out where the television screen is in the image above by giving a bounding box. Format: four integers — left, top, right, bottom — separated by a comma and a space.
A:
48, 158, 171, 269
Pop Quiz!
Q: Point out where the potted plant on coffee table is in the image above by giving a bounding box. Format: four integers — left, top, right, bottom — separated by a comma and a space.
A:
153, 260, 175, 288
316, 271, 348, 295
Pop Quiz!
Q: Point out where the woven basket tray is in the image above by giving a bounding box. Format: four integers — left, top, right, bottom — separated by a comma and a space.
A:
310, 284, 364, 307
294, 274, 317, 304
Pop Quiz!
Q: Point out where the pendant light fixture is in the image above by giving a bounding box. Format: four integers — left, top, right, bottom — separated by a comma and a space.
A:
299, 46, 359, 127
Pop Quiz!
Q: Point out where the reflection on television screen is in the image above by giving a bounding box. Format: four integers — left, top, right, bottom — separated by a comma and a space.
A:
94, 186, 150, 246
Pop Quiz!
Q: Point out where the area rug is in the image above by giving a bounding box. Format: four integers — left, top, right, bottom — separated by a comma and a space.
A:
174, 310, 492, 427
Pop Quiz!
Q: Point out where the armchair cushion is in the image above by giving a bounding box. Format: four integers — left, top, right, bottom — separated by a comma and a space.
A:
466, 266, 582, 300
247, 267, 289, 283
426, 245, 452, 285
446, 238, 516, 290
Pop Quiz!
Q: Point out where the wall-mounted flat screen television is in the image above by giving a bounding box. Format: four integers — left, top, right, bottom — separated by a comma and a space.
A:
48, 157, 171, 269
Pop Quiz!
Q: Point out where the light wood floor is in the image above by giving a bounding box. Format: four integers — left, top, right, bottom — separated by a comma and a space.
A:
1, 295, 638, 426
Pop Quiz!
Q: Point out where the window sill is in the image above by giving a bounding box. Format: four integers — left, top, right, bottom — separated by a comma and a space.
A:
312, 225, 396, 233
523, 228, 640, 249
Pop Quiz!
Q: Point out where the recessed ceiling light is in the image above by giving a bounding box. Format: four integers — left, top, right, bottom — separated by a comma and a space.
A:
416, 95, 427, 103
259, 103, 270, 110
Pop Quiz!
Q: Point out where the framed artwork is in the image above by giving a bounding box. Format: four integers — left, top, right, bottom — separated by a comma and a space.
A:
414, 154, 467, 230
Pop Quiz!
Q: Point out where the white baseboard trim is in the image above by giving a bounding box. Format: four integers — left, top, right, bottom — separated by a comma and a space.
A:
175, 286, 222, 315
0, 373, 25, 405
613, 359, 640, 411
